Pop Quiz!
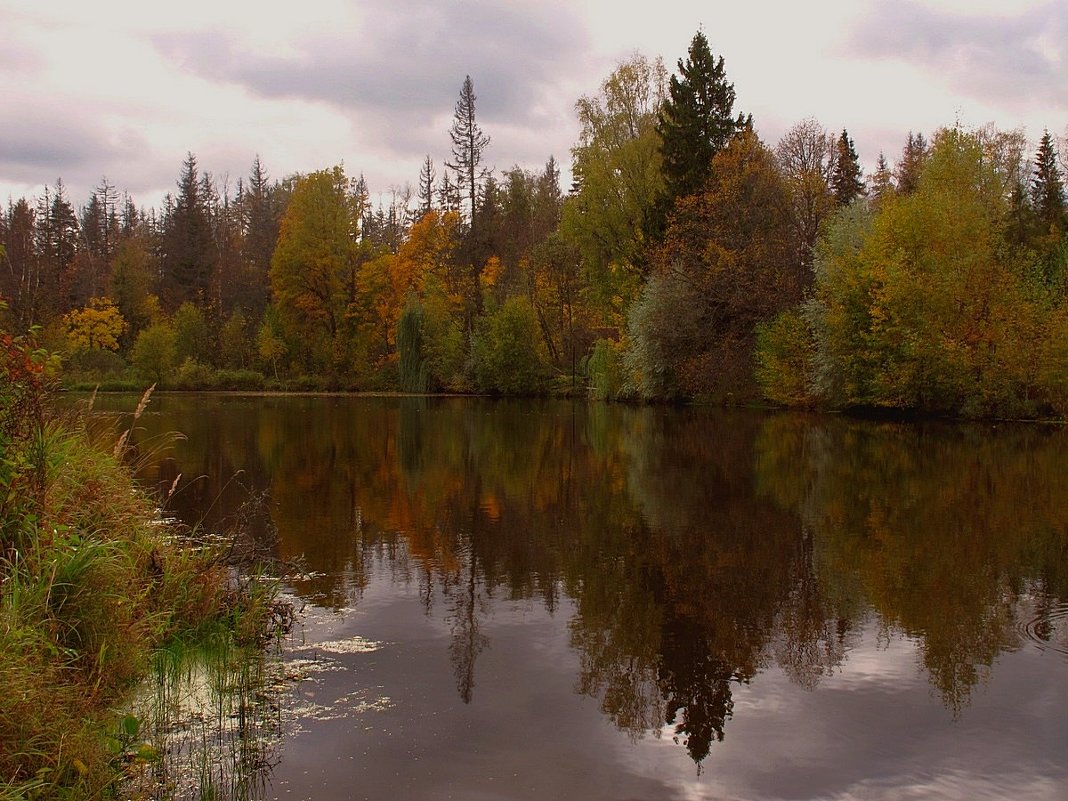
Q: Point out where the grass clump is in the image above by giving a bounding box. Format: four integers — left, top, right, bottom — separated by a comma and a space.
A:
0, 314, 281, 799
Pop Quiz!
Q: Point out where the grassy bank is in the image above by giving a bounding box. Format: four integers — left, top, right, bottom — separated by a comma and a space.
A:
1, 326, 281, 798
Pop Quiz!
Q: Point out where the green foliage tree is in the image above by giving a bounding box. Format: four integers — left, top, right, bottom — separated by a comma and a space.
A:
623, 272, 703, 399
895, 131, 929, 195
269, 166, 361, 373
417, 155, 436, 220
218, 309, 251, 369
472, 296, 548, 394
256, 306, 287, 380
869, 152, 895, 205
809, 126, 1046, 417
173, 301, 211, 365
1031, 130, 1066, 236
529, 231, 587, 386
131, 319, 178, 384
237, 156, 284, 318
562, 54, 667, 319
30, 182, 79, 318
754, 307, 816, 406
109, 237, 158, 345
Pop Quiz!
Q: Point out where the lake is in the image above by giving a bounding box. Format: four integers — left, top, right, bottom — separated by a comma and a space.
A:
93, 394, 1068, 800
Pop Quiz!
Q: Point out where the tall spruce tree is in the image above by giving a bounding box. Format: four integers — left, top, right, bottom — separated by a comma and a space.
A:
240, 155, 281, 317
895, 132, 928, 195
446, 75, 491, 232
161, 153, 217, 310
1031, 130, 1066, 233
656, 31, 745, 205
870, 152, 895, 203
418, 155, 436, 220
832, 129, 865, 206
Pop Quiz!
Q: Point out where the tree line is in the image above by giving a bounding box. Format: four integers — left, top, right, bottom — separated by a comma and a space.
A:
2, 31, 1066, 416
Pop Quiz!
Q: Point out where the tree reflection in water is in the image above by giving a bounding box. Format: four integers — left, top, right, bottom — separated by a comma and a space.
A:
115, 395, 1068, 765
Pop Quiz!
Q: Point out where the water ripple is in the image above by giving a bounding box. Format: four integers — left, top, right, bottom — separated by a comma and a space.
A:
1020, 603, 1068, 657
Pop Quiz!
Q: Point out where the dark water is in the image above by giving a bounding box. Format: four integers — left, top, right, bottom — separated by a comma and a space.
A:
94, 394, 1068, 800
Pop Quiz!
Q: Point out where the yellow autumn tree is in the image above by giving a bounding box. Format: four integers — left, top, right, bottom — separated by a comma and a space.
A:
269, 166, 361, 373
64, 297, 126, 353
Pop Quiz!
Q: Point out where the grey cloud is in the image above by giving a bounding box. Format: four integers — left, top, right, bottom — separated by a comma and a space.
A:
0, 102, 157, 204
0, 113, 110, 180
153, 0, 589, 160
847, 0, 1068, 113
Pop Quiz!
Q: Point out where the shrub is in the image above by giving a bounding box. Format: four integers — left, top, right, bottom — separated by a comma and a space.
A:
172, 357, 217, 390
587, 338, 628, 401
397, 297, 430, 393
214, 369, 266, 391
755, 307, 817, 407
130, 321, 178, 385
472, 296, 549, 395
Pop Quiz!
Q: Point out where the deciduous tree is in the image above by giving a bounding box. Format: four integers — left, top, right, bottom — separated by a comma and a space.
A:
131, 319, 178, 384
649, 128, 796, 398
562, 54, 667, 318
776, 119, 837, 274
64, 297, 126, 353
810, 126, 1046, 417
269, 166, 361, 371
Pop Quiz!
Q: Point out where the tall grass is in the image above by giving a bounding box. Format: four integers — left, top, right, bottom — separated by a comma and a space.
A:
0, 326, 284, 799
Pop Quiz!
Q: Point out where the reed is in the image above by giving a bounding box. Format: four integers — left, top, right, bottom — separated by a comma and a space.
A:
0, 361, 282, 799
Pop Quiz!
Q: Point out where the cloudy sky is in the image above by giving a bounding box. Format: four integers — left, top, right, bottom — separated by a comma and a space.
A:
2, 0, 1066, 210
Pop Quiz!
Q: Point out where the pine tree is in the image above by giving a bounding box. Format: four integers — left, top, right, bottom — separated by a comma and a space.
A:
418, 155, 436, 220
1031, 129, 1066, 233
36, 181, 79, 314
656, 31, 744, 204
240, 155, 281, 316
869, 153, 895, 203
446, 75, 491, 231
895, 132, 928, 195
832, 129, 865, 207
438, 172, 460, 212
161, 153, 217, 310
1, 198, 40, 327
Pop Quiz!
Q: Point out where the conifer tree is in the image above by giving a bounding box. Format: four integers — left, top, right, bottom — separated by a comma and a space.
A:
870, 152, 895, 203
161, 153, 217, 310
240, 155, 281, 317
1031, 130, 1066, 233
418, 155, 436, 219
895, 132, 928, 195
657, 31, 743, 204
446, 75, 491, 232
832, 129, 866, 207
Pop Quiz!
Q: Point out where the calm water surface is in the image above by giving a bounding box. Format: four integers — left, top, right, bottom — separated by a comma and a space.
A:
96, 395, 1068, 801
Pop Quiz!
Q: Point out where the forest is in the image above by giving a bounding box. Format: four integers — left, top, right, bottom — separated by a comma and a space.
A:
2, 31, 1067, 418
